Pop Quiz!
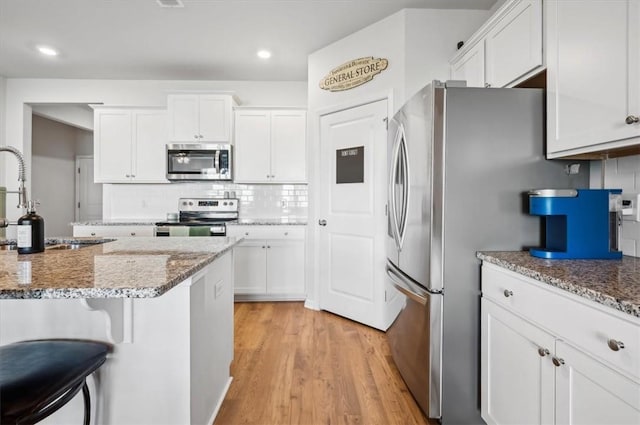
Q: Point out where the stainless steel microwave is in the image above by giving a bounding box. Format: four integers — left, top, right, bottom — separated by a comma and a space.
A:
166, 143, 232, 181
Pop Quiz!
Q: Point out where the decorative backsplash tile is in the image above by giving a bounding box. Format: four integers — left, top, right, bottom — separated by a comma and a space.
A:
104, 183, 308, 220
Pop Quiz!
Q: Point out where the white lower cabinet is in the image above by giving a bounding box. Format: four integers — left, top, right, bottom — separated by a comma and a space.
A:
73, 225, 155, 237
481, 264, 640, 425
227, 225, 306, 300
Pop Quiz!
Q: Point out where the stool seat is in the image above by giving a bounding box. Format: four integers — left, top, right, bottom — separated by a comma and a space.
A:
0, 339, 111, 424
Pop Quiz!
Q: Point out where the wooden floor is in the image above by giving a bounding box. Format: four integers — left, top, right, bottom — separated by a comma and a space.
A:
214, 302, 432, 425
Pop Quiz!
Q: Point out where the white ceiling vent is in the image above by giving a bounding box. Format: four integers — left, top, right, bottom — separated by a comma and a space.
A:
156, 0, 184, 8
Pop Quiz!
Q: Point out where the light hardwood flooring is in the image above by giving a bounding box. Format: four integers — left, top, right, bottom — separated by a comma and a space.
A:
214, 302, 432, 425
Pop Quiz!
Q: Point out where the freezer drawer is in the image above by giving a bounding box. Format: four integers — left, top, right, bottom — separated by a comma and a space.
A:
386, 262, 442, 419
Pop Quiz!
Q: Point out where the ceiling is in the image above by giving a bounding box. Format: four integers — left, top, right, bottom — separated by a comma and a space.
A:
0, 0, 497, 81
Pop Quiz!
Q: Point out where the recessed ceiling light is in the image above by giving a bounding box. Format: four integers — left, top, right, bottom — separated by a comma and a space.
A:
37, 46, 58, 56
257, 50, 272, 59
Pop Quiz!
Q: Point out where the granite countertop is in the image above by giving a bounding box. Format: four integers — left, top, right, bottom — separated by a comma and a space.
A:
71, 220, 162, 226
0, 237, 240, 299
72, 218, 308, 226
477, 251, 640, 318
228, 218, 307, 226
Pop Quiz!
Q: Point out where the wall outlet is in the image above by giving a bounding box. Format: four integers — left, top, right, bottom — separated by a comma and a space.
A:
621, 193, 640, 222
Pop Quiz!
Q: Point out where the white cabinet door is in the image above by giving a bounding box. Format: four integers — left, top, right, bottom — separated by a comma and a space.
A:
133, 110, 168, 182
270, 110, 306, 182
234, 108, 307, 183
168, 95, 200, 142
485, 0, 542, 88
546, 0, 640, 156
555, 340, 640, 425
266, 240, 305, 295
234, 110, 271, 182
198, 95, 231, 142
451, 41, 486, 88
481, 298, 555, 425
95, 110, 132, 183
168, 94, 232, 142
233, 241, 268, 294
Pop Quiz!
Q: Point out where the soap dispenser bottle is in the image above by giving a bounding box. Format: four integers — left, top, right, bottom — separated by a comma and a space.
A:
17, 201, 45, 254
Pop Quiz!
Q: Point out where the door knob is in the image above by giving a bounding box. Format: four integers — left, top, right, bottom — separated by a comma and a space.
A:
318, 219, 327, 226
626, 115, 639, 124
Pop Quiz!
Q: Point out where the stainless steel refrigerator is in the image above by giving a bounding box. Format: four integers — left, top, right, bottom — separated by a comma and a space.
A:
385, 81, 588, 424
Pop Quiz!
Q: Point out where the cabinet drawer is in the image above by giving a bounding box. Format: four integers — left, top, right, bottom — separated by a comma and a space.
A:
226, 225, 304, 240
73, 225, 155, 237
482, 264, 640, 379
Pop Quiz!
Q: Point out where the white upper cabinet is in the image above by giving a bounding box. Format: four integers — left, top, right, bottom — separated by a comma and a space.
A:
234, 108, 307, 184
168, 94, 233, 142
451, 41, 486, 88
546, 0, 640, 158
485, 0, 542, 88
449, 0, 543, 88
94, 107, 168, 183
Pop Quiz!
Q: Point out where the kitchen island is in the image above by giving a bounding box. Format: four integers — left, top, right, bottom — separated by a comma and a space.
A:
0, 237, 240, 425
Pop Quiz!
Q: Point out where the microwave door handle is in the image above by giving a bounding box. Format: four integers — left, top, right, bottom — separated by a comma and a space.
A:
214, 150, 220, 175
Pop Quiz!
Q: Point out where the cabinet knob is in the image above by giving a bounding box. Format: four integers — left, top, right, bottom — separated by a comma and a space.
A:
625, 115, 639, 125
552, 357, 565, 367
503, 289, 513, 298
194, 135, 199, 139
284, 232, 288, 236
245, 232, 249, 236
90, 232, 96, 236
131, 174, 135, 178
537, 348, 550, 357
318, 219, 327, 226
484, 83, 491, 88
607, 339, 625, 351
267, 245, 271, 249
262, 245, 266, 249
126, 174, 131, 178
130, 232, 136, 236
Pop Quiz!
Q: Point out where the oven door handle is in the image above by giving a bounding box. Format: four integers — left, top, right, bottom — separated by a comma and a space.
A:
214, 150, 220, 175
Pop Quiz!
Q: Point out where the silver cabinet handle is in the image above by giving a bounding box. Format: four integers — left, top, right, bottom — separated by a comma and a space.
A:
552, 357, 565, 367
503, 289, 513, 298
318, 219, 327, 226
608, 339, 625, 351
538, 348, 550, 357
625, 115, 639, 124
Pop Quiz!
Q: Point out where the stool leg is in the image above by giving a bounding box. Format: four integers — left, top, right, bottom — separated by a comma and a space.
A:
82, 381, 91, 425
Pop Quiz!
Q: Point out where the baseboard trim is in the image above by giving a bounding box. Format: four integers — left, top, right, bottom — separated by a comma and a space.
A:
207, 376, 233, 425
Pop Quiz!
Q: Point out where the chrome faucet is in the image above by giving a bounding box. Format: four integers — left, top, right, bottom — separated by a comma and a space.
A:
0, 146, 28, 228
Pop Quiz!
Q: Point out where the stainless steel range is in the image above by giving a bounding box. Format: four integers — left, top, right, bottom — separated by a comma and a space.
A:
155, 198, 238, 237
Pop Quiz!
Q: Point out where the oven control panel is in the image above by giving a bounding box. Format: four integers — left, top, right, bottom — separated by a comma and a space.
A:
179, 198, 238, 213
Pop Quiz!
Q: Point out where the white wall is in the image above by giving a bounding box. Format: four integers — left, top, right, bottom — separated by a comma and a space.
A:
590, 156, 640, 257
1, 78, 307, 222
31, 115, 93, 237
32, 104, 94, 131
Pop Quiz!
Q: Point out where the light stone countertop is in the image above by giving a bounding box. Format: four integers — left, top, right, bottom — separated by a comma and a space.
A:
0, 237, 241, 299
477, 251, 640, 318
71, 218, 308, 226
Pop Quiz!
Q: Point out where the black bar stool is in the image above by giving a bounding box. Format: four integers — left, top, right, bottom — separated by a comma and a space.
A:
0, 339, 112, 425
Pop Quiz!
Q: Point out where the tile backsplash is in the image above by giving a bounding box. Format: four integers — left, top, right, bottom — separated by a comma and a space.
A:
590, 154, 640, 257
104, 183, 308, 220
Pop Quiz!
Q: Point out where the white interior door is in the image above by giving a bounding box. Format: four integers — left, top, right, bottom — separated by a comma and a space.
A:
319, 99, 388, 330
75, 156, 102, 221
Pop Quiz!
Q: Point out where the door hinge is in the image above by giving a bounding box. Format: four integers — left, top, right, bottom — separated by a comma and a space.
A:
77, 202, 80, 208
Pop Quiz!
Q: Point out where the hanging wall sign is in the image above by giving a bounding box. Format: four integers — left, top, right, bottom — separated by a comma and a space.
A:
336, 146, 365, 184
319, 57, 389, 92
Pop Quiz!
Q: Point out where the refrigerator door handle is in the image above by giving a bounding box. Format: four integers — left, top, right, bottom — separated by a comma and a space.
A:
398, 131, 410, 247
389, 127, 403, 251
386, 265, 428, 305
